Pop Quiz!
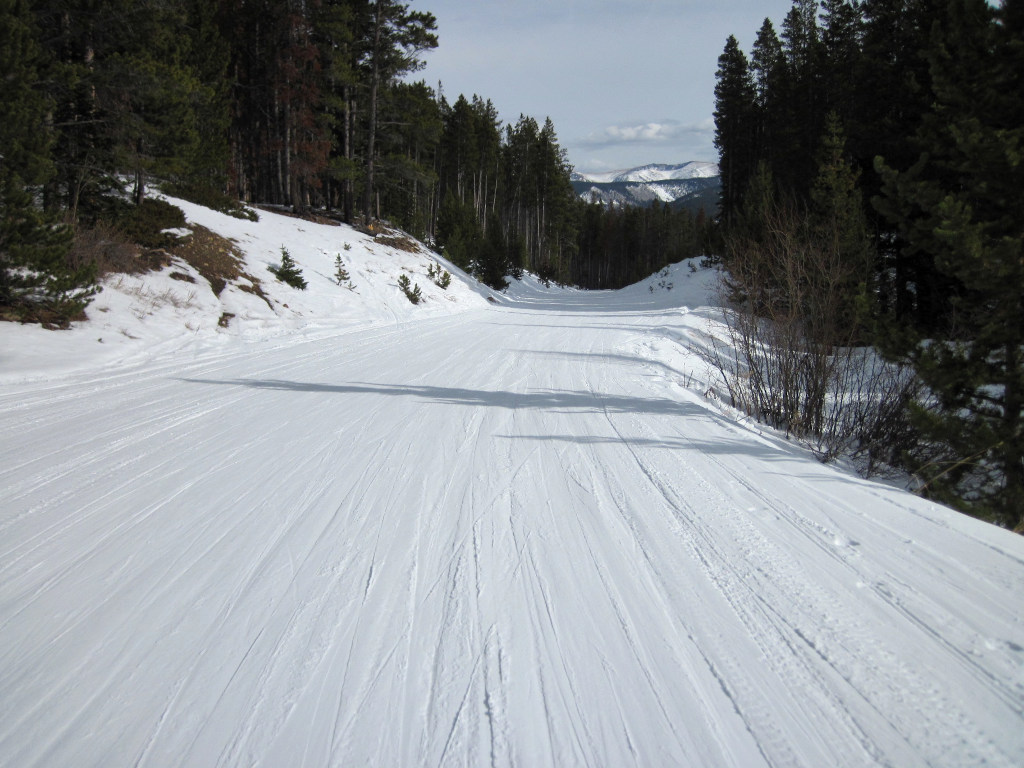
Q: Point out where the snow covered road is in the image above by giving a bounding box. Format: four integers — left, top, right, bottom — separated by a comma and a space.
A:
2, 293, 1024, 767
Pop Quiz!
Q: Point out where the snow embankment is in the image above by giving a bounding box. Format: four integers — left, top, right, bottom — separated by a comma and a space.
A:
0, 196, 494, 384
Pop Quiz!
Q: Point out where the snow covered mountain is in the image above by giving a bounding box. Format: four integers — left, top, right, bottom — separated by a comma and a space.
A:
573, 161, 719, 185
2, 197, 1023, 767
571, 161, 721, 213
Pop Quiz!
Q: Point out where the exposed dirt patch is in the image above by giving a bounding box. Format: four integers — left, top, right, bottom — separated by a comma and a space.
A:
0, 304, 88, 329
374, 233, 421, 253
253, 205, 341, 227
236, 279, 273, 308
169, 225, 245, 296
168, 224, 272, 308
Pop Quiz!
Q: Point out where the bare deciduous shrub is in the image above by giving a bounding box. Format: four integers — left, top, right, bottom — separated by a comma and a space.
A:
705, 198, 921, 473
69, 221, 143, 277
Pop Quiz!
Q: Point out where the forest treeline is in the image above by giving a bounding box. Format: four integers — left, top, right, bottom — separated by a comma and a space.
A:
713, 0, 1022, 528
1, 0, 709, 324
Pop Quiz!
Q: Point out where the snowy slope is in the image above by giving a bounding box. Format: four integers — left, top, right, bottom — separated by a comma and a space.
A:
1, 210, 1023, 767
0, 196, 493, 384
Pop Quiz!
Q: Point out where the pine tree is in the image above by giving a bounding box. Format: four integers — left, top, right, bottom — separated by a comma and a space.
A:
750, 18, 785, 170
32, 0, 135, 218
334, 254, 351, 285
809, 112, 873, 335
714, 35, 756, 225
531, 117, 576, 283
374, 80, 443, 236
436, 190, 481, 270
361, 0, 437, 219
179, 0, 231, 193
777, 0, 826, 197
1, 0, 97, 324
397, 272, 421, 303
269, 247, 307, 289
854, 0, 947, 322
875, 0, 1024, 528
819, 0, 863, 123
220, 0, 334, 209
475, 213, 510, 291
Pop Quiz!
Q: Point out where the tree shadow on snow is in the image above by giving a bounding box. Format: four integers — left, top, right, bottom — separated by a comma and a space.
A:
512, 349, 695, 381
496, 433, 788, 458
183, 377, 704, 417
181, 377, 797, 461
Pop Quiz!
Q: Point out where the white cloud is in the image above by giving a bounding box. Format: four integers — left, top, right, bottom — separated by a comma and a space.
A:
580, 119, 714, 148
419, 0, 793, 169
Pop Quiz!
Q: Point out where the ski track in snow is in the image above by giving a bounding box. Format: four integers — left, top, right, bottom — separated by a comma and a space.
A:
2, 291, 1024, 768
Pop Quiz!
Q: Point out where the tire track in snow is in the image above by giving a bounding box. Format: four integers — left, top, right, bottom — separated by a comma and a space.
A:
586, 387, 886, 766
595, 352, 1020, 767
683, 449, 1022, 767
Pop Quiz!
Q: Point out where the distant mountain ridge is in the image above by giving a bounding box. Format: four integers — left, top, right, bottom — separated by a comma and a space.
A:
571, 161, 718, 184
571, 162, 720, 214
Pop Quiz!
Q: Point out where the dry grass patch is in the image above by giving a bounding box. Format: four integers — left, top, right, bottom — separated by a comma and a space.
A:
374, 232, 420, 253
169, 224, 272, 308
163, 224, 268, 309
169, 225, 244, 296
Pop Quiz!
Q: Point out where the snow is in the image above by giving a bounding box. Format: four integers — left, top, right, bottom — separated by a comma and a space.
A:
2, 203, 1023, 767
0, 196, 494, 385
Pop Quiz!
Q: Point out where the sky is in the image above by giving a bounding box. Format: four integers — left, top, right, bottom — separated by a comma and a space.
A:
412, 0, 797, 174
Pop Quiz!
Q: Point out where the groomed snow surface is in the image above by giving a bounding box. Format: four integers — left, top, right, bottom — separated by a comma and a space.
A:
2, 201, 1023, 767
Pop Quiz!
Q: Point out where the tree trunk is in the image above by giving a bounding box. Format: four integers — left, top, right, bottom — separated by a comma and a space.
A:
364, 2, 383, 220
275, 92, 285, 205
343, 87, 354, 224
134, 166, 145, 206
1003, 340, 1024, 529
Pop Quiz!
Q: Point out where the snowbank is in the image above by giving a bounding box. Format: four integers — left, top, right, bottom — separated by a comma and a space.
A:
0, 197, 498, 384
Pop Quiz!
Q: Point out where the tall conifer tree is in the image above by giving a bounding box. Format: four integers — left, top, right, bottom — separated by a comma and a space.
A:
820, 0, 863, 123
809, 112, 873, 335
777, 0, 825, 197
361, 0, 437, 219
750, 18, 785, 171
1, 0, 96, 323
714, 35, 756, 225
875, 0, 1024, 527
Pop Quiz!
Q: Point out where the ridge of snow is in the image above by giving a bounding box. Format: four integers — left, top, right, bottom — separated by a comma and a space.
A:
0, 196, 495, 384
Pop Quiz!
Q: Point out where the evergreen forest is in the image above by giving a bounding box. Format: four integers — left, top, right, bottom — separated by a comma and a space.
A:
713, 0, 1022, 528
0, 0, 708, 321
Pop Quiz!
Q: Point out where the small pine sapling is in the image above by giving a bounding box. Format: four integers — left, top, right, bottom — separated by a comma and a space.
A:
268, 247, 307, 289
428, 261, 451, 289
334, 255, 351, 286
397, 273, 423, 304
